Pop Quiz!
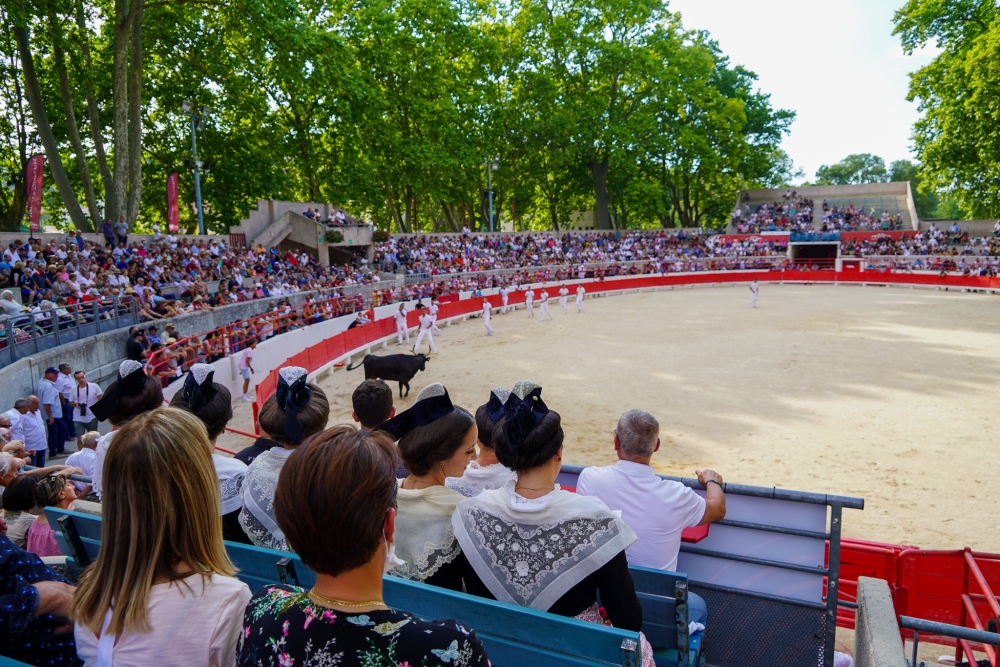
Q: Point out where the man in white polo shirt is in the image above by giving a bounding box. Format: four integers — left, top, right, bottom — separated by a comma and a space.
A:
577, 409, 726, 626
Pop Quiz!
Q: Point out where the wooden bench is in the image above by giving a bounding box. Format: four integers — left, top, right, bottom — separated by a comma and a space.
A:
49, 508, 699, 667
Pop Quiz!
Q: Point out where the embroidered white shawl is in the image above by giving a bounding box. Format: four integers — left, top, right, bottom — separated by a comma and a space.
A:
445, 461, 518, 498
238, 447, 294, 551
213, 454, 248, 515
391, 481, 465, 582
452, 481, 637, 612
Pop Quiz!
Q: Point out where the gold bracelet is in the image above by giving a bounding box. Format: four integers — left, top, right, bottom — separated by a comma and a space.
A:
308, 590, 387, 608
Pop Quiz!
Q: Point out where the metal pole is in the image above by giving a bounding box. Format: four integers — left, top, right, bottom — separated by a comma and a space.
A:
487, 160, 494, 234
190, 115, 205, 235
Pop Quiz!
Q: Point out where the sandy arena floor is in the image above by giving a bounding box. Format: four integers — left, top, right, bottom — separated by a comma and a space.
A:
225, 283, 1000, 552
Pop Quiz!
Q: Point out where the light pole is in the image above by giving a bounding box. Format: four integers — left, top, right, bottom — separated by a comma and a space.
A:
486, 156, 499, 232
181, 101, 209, 235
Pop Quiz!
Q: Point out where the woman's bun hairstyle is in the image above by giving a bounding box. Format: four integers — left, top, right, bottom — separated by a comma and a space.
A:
397, 407, 474, 476
492, 410, 563, 471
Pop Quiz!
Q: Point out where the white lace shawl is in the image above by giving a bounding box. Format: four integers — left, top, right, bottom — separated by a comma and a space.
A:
238, 447, 294, 551
91, 430, 116, 500
452, 481, 637, 612
213, 454, 248, 515
391, 481, 465, 582
445, 461, 518, 498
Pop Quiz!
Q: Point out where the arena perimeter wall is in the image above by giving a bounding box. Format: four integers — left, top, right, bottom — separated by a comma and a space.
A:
202, 268, 1000, 435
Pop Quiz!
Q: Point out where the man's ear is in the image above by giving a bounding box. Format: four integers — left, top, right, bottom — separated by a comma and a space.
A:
614, 435, 621, 451
654, 438, 661, 453
352, 411, 360, 424
384, 507, 396, 542
389, 407, 396, 419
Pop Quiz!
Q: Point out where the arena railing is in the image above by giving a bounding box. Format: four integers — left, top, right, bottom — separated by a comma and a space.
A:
0, 296, 139, 366
901, 616, 1000, 667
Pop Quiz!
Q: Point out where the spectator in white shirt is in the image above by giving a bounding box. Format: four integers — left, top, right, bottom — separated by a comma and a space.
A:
68, 370, 103, 450
55, 363, 75, 440
4, 398, 29, 443
65, 430, 99, 495
577, 409, 726, 626
21, 397, 49, 467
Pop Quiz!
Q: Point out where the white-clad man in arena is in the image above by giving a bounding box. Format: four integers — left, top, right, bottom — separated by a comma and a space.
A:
524, 287, 534, 317
576, 284, 586, 312
538, 288, 553, 321
499, 285, 509, 314
429, 296, 442, 334
558, 284, 570, 314
576, 409, 726, 631
394, 302, 410, 345
412, 305, 437, 354
750, 279, 758, 308
482, 298, 494, 336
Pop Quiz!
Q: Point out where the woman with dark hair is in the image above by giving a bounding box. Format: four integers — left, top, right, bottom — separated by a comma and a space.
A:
453, 381, 653, 667
375, 383, 475, 590
90, 360, 165, 498
169, 364, 250, 543
237, 425, 489, 667
445, 388, 517, 498
239, 367, 330, 550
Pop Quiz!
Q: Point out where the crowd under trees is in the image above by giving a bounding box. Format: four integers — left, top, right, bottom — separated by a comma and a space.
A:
1, 0, 797, 234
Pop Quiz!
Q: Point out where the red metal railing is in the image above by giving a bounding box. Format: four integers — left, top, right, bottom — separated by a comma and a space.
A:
957, 548, 1000, 665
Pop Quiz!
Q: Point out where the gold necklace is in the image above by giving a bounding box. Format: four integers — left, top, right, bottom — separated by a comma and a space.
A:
308, 590, 387, 608
515, 485, 555, 492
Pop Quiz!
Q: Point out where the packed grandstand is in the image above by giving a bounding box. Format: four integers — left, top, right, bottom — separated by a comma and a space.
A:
2, 218, 1000, 667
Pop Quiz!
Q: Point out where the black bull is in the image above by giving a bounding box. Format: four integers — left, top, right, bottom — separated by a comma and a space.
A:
345, 353, 428, 397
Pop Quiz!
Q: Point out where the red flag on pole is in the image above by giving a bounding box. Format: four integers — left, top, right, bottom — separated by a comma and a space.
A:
167, 172, 179, 233
25, 154, 44, 232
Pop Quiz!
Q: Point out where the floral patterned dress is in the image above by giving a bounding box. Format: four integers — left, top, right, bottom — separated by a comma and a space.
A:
237, 585, 490, 667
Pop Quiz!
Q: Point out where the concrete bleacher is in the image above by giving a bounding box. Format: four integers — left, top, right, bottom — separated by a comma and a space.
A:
731, 183, 919, 233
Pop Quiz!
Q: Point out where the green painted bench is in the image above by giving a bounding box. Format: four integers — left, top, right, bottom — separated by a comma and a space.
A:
47, 507, 703, 667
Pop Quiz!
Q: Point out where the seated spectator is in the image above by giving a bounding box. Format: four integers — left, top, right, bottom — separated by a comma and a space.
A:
26, 475, 78, 557
3, 472, 47, 548
170, 364, 251, 544
453, 381, 653, 666
350, 379, 400, 473
65, 432, 98, 497
375, 383, 475, 590
445, 388, 517, 497
239, 367, 330, 550
72, 407, 252, 667
577, 410, 724, 626
90, 360, 164, 498
237, 425, 489, 667
0, 289, 23, 317
0, 534, 80, 665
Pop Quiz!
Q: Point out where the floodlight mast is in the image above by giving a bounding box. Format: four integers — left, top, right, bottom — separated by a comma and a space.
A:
181, 100, 208, 234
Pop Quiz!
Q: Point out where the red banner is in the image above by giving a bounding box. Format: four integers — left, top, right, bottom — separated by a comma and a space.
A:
25, 154, 44, 232
166, 172, 179, 233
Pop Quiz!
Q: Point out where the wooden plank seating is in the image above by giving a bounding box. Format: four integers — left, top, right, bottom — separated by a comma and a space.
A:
48, 508, 689, 667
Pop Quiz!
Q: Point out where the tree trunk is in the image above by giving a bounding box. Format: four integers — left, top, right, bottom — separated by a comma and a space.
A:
386, 190, 409, 233
50, 14, 98, 230
125, 3, 143, 227
110, 0, 131, 225
0, 182, 27, 233
75, 0, 112, 206
549, 199, 559, 231
591, 156, 611, 229
13, 23, 89, 231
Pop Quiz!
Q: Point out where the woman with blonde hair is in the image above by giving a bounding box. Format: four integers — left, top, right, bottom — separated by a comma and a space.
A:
72, 407, 251, 667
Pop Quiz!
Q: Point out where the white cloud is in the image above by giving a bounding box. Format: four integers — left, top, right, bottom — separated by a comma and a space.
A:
667, 0, 937, 179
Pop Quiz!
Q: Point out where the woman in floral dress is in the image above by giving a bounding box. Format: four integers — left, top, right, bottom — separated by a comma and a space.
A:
237, 425, 489, 667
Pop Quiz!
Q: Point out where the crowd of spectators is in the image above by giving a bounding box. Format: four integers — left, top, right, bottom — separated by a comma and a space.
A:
818, 201, 905, 232
373, 229, 789, 276
730, 193, 814, 233
302, 205, 364, 227
0, 355, 738, 666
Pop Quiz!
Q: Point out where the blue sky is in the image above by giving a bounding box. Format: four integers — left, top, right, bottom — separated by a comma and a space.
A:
667, 0, 940, 182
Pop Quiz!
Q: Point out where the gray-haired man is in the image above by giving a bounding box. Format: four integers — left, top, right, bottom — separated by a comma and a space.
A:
577, 409, 726, 627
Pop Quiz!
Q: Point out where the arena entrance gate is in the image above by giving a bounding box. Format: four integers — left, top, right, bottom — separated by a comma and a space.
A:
789, 242, 839, 270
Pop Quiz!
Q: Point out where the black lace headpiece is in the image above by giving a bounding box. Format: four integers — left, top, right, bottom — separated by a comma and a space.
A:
276, 366, 312, 444
376, 384, 455, 440
91, 360, 148, 422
